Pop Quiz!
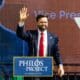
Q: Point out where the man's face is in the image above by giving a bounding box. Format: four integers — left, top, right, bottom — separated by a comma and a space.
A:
37, 17, 48, 31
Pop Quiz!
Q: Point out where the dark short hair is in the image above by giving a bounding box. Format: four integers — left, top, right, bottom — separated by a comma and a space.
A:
36, 14, 48, 22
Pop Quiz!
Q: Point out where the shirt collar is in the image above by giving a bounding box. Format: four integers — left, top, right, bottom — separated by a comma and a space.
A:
38, 29, 47, 35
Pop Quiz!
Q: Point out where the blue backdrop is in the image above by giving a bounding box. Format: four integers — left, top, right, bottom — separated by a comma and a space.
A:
0, 24, 28, 76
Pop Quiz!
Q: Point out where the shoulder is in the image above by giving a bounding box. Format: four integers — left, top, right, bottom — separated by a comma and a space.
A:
26, 30, 38, 37
48, 32, 59, 39
26, 30, 37, 33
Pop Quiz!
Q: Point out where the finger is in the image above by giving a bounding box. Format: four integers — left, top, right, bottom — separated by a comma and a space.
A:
58, 70, 62, 77
27, 13, 29, 17
25, 7, 28, 12
60, 71, 64, 77
21, 8, 27, 14
22, 7, 27, 12
19, 9, 22, 14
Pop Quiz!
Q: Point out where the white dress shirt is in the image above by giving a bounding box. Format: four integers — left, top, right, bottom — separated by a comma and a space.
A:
37, 29, 48, 57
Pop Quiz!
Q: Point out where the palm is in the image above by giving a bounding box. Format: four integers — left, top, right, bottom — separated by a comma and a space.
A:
20, 7, 29, 21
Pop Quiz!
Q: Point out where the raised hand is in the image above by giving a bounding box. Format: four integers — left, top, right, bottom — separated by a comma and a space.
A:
19, 7, 29, 22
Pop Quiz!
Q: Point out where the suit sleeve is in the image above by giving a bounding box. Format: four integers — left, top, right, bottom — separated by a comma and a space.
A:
16, 25, 31, 41
53, 36, 63, 65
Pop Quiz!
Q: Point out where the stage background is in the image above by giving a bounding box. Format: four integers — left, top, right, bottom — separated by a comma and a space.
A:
0, 0, 80, 74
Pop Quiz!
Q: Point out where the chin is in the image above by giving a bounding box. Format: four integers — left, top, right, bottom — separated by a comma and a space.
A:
39, 28, 46, 31
38, 26, 47, 31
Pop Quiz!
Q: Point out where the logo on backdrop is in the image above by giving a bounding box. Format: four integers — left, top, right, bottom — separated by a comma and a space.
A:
34, 10, 80, 20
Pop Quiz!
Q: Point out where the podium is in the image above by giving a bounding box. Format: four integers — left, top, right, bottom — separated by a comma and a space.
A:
13, 57, 53, 77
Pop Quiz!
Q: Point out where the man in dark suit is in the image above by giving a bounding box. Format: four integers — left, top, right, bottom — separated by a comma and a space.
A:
16, 7, 64, 80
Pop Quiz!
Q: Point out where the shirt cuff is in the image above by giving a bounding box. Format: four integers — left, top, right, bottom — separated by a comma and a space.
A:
18, 21, 24, 27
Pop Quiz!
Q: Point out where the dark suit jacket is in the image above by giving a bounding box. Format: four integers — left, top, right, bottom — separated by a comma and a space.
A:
16, 25, 62, 65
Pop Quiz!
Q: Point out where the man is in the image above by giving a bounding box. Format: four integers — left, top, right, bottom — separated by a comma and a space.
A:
16, 7, 64, 80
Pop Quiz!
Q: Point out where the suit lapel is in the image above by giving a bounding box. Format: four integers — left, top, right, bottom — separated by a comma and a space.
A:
33, 30, 38, 56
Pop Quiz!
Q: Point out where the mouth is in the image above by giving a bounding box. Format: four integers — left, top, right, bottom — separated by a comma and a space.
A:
38, 25, 47, 31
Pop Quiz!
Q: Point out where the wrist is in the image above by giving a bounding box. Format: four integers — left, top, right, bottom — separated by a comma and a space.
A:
18, 20, 25, 27
19, 19, 25, 23
58, 64, 63, 69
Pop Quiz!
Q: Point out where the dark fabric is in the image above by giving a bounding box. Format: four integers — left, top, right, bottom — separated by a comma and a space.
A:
24, 77, 53, 80
16, 25, 63, 80
16, 25, 62, 65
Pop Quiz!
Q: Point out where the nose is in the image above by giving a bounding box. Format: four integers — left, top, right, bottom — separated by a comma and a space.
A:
41, 22, 47, 25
